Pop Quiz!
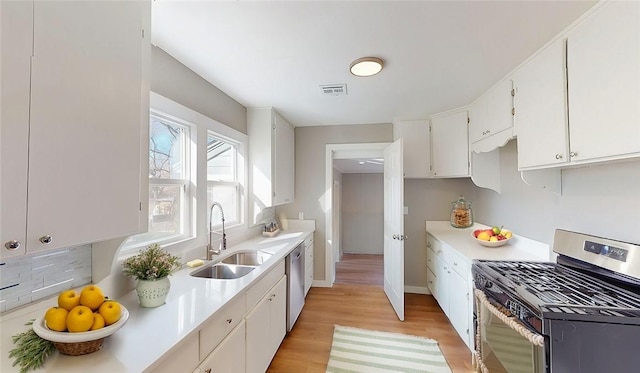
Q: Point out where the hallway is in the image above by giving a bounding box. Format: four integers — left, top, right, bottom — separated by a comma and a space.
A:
334, 253, 383, 286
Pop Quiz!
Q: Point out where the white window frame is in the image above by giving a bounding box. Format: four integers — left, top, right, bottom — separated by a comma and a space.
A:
207, 132, 243, 230
119, 92, 248, 258
121, 108, 197, 253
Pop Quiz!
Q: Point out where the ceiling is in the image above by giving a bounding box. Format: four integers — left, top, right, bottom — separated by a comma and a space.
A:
334, 158, 384, 174
152, 0, 597, 128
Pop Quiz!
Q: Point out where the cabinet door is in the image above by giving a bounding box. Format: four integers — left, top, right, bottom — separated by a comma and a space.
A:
434, 255, 450, 315
469, 79, 514, 152
152, 334, 199, 373
305, 241, 314, 296
513, 39, 569, 169
426, 267, 437, 298
566, 1, 640, 162
0, 0, 32, 258
273, 113, 294, 205
393, 120, 430, 178
246, 276, 286, 373
431, 110, 469, 177
448, 271, 471, 349
194, 321, 246, 373
27, 1, 145, 251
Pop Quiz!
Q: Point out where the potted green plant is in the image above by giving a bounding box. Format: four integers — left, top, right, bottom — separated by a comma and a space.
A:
122, 244, 181, 308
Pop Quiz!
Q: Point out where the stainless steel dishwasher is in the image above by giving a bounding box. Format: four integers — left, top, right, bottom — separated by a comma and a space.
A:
285, 242, 305, 332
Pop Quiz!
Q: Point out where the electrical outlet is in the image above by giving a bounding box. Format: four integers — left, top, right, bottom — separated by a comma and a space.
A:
298, 212, 304, 220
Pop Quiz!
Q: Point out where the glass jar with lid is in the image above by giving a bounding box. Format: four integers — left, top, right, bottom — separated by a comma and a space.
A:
450, 196, 473, 228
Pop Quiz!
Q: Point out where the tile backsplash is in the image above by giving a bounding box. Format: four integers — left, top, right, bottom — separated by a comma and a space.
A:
0, 245, 92, 313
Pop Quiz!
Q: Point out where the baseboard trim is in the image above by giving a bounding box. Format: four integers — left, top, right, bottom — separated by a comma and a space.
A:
404, 286, 431, 295
310, 282, 431, 294
312, 280, 333, 288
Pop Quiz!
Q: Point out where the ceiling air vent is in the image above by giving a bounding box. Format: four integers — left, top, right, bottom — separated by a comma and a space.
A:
320, 84, 348, 96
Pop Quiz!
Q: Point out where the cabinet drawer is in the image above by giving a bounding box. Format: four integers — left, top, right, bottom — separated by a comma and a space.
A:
446, 247, 470, 280
199, 293, 247, 360
426, 234, 443, 256
246, 260, 285, 311
426, 247, 436, 272
426, 267, 437, 297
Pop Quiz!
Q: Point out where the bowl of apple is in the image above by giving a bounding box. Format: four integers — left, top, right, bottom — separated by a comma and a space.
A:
472, 226, 513, 247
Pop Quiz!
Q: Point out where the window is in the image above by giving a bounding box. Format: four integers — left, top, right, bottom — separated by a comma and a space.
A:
125, 110, 195, 249
120, 92, 247, 256
207, 133, 241, 228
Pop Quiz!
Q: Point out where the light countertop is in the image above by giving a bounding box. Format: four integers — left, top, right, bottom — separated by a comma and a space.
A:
0, 229, 313, 373
426, 221, 550, 262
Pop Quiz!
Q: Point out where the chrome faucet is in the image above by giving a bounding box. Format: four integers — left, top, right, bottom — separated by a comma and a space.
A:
207, 202, 227, 260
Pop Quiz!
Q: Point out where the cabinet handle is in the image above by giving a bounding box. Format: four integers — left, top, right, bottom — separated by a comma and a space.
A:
205, 369, 212, 373
453, 262, 458, 266
39, 235, 53, 244
4, 240, 21, 250
569, 151, 578, 158
226, 318, 232, 324
555, 154, 563, 160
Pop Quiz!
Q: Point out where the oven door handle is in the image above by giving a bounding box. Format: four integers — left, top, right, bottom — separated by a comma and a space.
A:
474, 289, 545, 347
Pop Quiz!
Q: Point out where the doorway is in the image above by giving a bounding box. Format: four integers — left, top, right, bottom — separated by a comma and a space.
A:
324, 141, 405, 321
333, 171, 384, 286
324, 143, 387, 285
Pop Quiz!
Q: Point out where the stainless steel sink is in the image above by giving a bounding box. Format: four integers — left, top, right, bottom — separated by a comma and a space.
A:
190, 264, 255, 279
221, 251, 272, 266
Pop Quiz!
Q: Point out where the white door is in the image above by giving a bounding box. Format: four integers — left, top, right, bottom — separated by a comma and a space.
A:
383, 139, 404, 321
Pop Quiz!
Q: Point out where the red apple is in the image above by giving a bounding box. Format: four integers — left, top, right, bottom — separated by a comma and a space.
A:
473, 229, 482, 238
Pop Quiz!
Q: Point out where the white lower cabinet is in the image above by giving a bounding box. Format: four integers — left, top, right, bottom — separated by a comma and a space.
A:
246, 276, 287, 373
304, 234, 314, 296
152, 260, 287, 373
426, 234, 472, 349
152, 334, 200, 373
194, 321, 246, 373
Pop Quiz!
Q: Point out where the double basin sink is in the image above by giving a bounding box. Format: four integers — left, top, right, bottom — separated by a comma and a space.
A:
190, 250, 272, 279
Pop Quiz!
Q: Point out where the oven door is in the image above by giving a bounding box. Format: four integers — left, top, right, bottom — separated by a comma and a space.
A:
475, 291, 545, 373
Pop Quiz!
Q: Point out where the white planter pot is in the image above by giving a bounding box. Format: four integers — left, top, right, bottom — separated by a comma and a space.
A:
135, 277, 170, 308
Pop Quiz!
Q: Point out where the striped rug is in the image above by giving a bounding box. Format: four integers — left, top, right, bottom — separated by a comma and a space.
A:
326, 325, 453, 373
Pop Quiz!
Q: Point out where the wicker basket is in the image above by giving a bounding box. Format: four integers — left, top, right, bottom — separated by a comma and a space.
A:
53, 338, 105, 356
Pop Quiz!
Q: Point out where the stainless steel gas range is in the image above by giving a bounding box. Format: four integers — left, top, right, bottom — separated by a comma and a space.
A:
472, 229, 640, 373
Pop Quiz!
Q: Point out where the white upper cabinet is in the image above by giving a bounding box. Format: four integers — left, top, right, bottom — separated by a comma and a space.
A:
1, 1, 149, 258
272, 112, 295, 205
469, 79, 515, 153
393, 120, 430, 178
248, 108, 295, 223
430, 109, 470, 178
565, 0, 640, 164
514, 1, 640, 170
1, 0, 33, 258
513, 39, 569, 170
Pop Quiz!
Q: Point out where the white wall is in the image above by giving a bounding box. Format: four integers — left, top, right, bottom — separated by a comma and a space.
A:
472, 140, 640, 246
341, 173, 384, 255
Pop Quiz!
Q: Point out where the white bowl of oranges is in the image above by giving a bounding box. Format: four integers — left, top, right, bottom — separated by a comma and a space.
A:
32, 285, 128, 355
472, 226, 513, 247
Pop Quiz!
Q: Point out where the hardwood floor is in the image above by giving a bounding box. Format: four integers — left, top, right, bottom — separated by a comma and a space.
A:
335, 253, 383, 286
268, 255, 474, 373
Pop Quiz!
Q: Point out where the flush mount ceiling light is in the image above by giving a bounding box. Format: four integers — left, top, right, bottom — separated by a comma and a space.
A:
350, 57, 384, 77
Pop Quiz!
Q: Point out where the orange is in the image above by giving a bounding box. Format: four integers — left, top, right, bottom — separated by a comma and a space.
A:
44, 307, 68, 332
79, 285, 105, 311
67, 305, 94, 332
91, 313, 106, 330
57, 289, 81, 311
99, 300, 122, 326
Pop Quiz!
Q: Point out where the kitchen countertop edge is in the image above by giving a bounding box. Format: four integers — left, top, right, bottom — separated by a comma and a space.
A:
0, 228, 314, 373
